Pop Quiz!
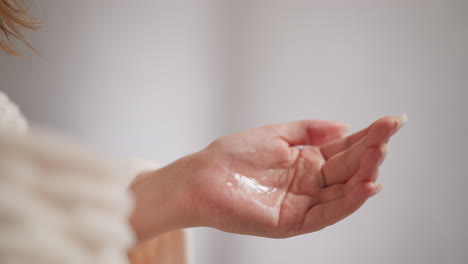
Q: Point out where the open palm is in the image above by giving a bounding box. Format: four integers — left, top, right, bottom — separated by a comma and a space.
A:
191, 115, 405, 238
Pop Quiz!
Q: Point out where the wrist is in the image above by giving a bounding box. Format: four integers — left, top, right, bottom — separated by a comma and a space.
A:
129, 154, 198, 243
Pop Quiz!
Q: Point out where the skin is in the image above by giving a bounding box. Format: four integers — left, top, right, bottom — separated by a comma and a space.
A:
0, 4, 406, 258
129, 115, 406, 243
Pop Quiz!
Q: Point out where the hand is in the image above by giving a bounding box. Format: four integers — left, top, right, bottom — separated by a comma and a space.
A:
129, 115, 407, 242
188, 115, 406, 238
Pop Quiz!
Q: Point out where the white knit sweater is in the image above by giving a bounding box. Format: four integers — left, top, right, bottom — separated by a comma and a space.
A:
0, 92, 28, 134
0, 91, 151, 264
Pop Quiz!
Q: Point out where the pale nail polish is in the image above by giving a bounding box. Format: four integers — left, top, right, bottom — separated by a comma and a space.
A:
341, 124, 350, 135
374, 183, 384, 195
395, 113, 408, 131
380, 144, 388, 164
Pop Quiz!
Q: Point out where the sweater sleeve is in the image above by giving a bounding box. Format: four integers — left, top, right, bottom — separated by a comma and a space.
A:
0, 91, 186, 264
0, 92, 136, 264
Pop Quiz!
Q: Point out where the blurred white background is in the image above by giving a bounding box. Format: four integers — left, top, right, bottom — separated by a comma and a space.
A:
1, 0, 467, 263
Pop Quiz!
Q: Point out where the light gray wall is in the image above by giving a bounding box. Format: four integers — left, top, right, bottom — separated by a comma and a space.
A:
1, 1, 467, 263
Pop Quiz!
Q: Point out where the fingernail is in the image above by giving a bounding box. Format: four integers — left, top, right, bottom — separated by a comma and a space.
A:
395, 113, 408, 131
341, 123, 350, 135
374, 183, 384, 195
380, 144, 388, 164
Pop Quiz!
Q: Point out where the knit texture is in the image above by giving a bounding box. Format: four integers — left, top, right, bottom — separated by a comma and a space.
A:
0, 92, 135, 264
0, 91, 28, 134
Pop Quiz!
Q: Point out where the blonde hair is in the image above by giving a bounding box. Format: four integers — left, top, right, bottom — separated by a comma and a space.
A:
0, 0, 40, 55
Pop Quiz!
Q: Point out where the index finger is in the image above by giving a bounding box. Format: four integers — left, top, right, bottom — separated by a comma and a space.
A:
321, 114, 408, 160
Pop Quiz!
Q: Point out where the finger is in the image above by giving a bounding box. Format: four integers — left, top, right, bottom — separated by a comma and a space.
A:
321, 114, 407, 160
348, 146, 382, 184
272, 120, 348, 146
321, 126, 371, 160
321, 116, 395, 187
303, 149, 382, 232
320, 146, 381, 204
319, 183, 345, 204
302, 181, 379, 233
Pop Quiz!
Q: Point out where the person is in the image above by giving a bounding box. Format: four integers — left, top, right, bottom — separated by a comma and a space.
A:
0, 1, 407, 263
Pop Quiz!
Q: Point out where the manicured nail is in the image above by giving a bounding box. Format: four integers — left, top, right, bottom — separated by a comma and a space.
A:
380, 144, 388, 164
341, 123, 350, 135
395, 113, 408, 131
374, 183, 384, 195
